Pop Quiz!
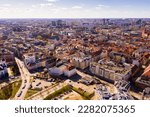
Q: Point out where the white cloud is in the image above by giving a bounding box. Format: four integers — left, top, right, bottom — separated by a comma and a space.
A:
1, 4, 11, 7
45, 0, 58, 2
72, 6, 83, 9
96, 4, 110, 9
61, 7, 68, 10
0, 4, 10, 12
31, 3, 54, 8
0, 3, 150, 18
40, 3, 54, 7
31, 0, 58, 9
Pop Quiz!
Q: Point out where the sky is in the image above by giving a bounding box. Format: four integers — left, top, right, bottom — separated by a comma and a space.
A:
0, 0, 150, 18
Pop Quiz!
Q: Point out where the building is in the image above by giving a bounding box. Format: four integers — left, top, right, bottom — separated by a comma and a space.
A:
0, 60, 8, 79
0, 48, 15, 66
63, 65, 76, 78
142, 28, 150, 39
23, 53, 45, 71
49, 64, 76, 78
49, 67, 63, 76
114, 80, 130, 92
136, 65, 150, 89
109, 91, 134, 100
45, 57, 57, 68
142, 87, 150, 100
24, 53, 36, 66
72, 56, 92, 69
90, 59, 134, 82
23, 53, 39, 71
79, 76, 94, 85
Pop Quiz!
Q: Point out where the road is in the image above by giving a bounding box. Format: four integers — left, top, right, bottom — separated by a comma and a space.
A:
14, 58, 31, 100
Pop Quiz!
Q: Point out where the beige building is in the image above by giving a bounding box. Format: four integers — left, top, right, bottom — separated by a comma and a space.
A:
72, 57, 92, 69
90, 60, 134, 81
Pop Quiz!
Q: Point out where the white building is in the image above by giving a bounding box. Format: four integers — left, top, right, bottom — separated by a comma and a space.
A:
63, 66, 76, 78
24, 54, 36, 65
23, 53, 44, 71
49, 65, 76, 77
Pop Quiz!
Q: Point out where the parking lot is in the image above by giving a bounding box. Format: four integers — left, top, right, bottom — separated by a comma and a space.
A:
31, 78, 56, 89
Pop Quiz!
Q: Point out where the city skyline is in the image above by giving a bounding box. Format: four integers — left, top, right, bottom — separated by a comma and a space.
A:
0, 18, 150, 100
0, 0, 150, 18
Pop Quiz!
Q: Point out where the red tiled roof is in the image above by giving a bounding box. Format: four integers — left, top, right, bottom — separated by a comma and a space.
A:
142, 65, 150, 77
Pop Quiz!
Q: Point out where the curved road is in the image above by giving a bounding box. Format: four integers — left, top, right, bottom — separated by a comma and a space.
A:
14, 58, 31, 100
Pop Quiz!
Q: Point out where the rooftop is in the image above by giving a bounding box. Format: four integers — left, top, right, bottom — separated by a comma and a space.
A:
92, 59, 133, 74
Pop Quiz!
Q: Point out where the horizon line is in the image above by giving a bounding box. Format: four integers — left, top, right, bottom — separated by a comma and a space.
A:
0, 18, 150, 19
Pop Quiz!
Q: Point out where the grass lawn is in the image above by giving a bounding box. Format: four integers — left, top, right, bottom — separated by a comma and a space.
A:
44, 85, 71, 100
72, 87, 94, 100
25, 88, 42, 99
44, 85, 94, 100
0, 80, 22, 100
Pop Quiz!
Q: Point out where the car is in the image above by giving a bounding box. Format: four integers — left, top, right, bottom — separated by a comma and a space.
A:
44, 86, 48, 88
22, 85, 26, 89
17, 91, 23, 97
64, 92, 68, 95
36, 82, 41, 86
47, 79, 52, 82
29, 84, 32, 89
53, 97, 58, 100
24, 80, 27, 83
11, 76, 15, 79
51, 79, 55, 82
102, 92, 111, 100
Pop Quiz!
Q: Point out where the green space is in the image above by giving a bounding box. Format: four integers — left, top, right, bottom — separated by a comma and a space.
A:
72, 87, 94, 100
44, 85, 94, 100
25, 88, 42, 99
44, 85, 71, 100
9, 65, 20, 76
0, 80, 22, 100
